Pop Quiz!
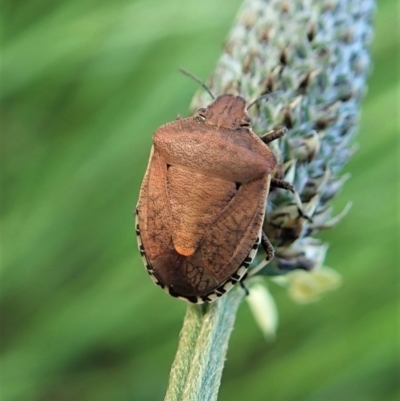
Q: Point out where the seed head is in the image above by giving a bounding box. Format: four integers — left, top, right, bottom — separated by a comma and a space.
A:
191, 0, 374, 299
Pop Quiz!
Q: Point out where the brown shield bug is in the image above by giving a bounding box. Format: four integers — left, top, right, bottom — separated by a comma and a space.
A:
136, 71, 304, 303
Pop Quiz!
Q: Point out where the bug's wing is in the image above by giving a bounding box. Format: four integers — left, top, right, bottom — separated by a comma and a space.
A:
166, 166, 236, 258
201, 176, 271, 282
137, 147, 172, 260
137, 148, 223, 302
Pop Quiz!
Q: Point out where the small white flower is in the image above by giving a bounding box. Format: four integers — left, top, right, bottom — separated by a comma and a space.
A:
247, 280, 279, 340
274, 266, 342, 303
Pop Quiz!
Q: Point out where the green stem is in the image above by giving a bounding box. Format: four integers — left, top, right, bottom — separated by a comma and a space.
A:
164, 287, 245, 401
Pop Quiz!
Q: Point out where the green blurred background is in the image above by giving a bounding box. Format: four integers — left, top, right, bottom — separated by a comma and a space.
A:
1, 0, 398, 400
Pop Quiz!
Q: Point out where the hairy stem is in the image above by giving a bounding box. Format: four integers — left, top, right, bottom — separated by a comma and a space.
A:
165, 287, 245, 401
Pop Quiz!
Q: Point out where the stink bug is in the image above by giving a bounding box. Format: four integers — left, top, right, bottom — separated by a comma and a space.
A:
136, 74, 303, 303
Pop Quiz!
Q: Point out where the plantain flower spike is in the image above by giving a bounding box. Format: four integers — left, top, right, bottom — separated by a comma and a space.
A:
190, 0, 374, 304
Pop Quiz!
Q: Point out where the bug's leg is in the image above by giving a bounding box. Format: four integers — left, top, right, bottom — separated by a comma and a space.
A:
260, 127, 287, 144
270, 178, 312, 222
240, 279, 250, 296
261, 231, 275, 260
175, 114, 183, 120
262, 127, 311, 220
248, 232, 275, 277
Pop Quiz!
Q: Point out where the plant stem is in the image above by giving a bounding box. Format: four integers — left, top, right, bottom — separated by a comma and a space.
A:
165, 287, 245, 401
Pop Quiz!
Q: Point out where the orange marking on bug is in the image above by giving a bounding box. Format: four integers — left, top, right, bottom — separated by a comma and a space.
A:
175, 245, 195, 257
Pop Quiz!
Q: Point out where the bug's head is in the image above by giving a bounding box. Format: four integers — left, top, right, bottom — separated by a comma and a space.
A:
197, 94, 252, 130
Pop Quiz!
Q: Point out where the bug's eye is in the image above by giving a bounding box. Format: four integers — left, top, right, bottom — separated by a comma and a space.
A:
239, 117, 252, 127
198, 108, 207, 118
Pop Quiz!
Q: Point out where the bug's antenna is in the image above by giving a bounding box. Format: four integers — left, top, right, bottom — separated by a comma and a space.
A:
179, 68, 215, 100
246, 91, 283, 110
